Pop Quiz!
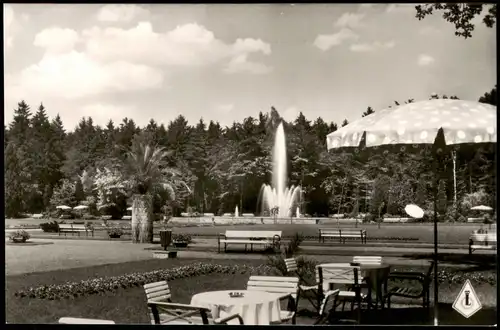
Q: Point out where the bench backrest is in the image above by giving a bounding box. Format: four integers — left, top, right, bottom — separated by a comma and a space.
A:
147, 301, 211, 325
144, 280, 172, 302
59, 224, 73, 229
59, 317, 115, 324
225, 230, 282, 239
471, 232, 497, 242
284, 258, 298, 273
320, 229, 365, 235
316, 263, 360, 293
247, 275, 299, 299
353, 256, 382, 265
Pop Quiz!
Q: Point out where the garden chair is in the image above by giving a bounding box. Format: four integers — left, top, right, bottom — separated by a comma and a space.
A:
246, 275, 299, 324
284, 257, 323, 314
143, 280, 173, 303
147, 301, 244, 325
384, 261, 434, 309
352, 256, 383, 265
315, 263, 368, 324
58, 317, 115, 324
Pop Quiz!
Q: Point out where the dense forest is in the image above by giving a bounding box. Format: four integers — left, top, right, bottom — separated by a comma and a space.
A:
4, 86, 497, 221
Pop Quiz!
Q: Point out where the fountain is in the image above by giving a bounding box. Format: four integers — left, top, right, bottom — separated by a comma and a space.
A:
259, 122, 301, 218
234, 206, 239, 218
296, 206, 301, 218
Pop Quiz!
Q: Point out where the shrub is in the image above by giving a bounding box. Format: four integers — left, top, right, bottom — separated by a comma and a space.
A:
363, 213, 376, 223
172, 233, 192, 243
14, 262, 275, 300
9, 230, 30, 242
107, 227, 123, 236
39, 221, 59, 233
82, 213, 97, 220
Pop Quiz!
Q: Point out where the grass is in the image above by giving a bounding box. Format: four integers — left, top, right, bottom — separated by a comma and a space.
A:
7, 219, 490, 245
6, 258, 497, 325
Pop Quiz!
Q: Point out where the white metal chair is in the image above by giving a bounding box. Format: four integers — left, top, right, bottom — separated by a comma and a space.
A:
246, 275, 299, 324
284, 257, 324, 314
147, 301, 244, 325
352, 256, 383, 265
58, 317, 115, 324
317, 263, 368, 324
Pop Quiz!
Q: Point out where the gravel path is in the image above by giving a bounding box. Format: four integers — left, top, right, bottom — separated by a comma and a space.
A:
7, 236, 487, 276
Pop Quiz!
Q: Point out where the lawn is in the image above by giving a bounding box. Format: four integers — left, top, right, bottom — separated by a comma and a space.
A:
7, 218, 490, 245
5, 258, 497, 325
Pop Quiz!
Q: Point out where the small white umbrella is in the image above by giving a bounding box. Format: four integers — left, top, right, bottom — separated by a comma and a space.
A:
126, 206, 133, 211
471, 205, 493, 211
73, 205, 89, 210
56, 205, 71, 210
405, 204, 425, 219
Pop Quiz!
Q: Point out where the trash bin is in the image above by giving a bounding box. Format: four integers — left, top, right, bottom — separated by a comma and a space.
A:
159, 230, 172, 251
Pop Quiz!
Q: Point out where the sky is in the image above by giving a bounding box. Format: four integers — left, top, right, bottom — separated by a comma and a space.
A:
3, 3, 497, 131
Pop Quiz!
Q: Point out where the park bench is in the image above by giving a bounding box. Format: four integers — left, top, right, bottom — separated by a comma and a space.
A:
58, 224, 94, 237
217, 230, 282, 253
319, 228, 367, 244
469, 231, 497, 254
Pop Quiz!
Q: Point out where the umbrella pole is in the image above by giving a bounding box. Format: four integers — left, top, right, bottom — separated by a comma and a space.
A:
432, 158, 439, 326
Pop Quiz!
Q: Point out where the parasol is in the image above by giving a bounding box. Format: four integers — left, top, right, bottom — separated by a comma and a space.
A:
126, 206, 133, 211
326, 99, 496, 325
56, 205, 71, 210
470, 205, 493, 211
73, 205, 89, 210
405, 204, 424, 218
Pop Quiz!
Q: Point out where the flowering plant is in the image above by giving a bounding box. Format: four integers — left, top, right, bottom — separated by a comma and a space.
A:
14, 262, 274, 300
9, 230, 30, 242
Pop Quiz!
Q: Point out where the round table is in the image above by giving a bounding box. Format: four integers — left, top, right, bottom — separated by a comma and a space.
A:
191, 290, 282, 325
318, 263, 391, 309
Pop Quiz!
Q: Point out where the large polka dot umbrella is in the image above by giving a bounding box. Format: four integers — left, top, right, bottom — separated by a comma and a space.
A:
327, 99, 496, 150
326, 99, 496, 326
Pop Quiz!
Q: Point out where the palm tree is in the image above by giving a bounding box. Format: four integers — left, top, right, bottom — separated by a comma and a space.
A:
123, 138, 188, 243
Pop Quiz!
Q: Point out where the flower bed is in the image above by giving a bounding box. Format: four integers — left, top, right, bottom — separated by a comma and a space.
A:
14, 262, 274, 300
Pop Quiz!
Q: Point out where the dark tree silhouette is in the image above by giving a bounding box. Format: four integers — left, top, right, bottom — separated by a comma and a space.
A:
415, 3, 496, 39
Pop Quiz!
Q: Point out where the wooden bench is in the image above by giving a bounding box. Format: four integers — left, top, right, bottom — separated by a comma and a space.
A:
58, 224, 94, 237
217, 230, 282, 253
469, 231, 497, 254
319, 228, 367, 244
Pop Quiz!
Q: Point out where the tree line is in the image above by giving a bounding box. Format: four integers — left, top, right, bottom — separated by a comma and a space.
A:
4, 86, 497, 220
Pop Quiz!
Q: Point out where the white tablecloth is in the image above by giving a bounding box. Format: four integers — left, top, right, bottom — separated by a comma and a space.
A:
191, 290, 282, 325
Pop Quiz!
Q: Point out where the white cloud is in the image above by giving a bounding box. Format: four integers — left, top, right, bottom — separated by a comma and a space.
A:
417, 54, 435, 66
215, 104, 234, 114
314, 28, 359, 51
4, 5, 15, 49
386, 4, 415, 14
350, 40, 395, 52
97, 4, 149, 22
224, 54, 272, 74
34, 27, 80, 54
82, 22, 272, 73
5, 51, 164, 100
335, 12, 365, 29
